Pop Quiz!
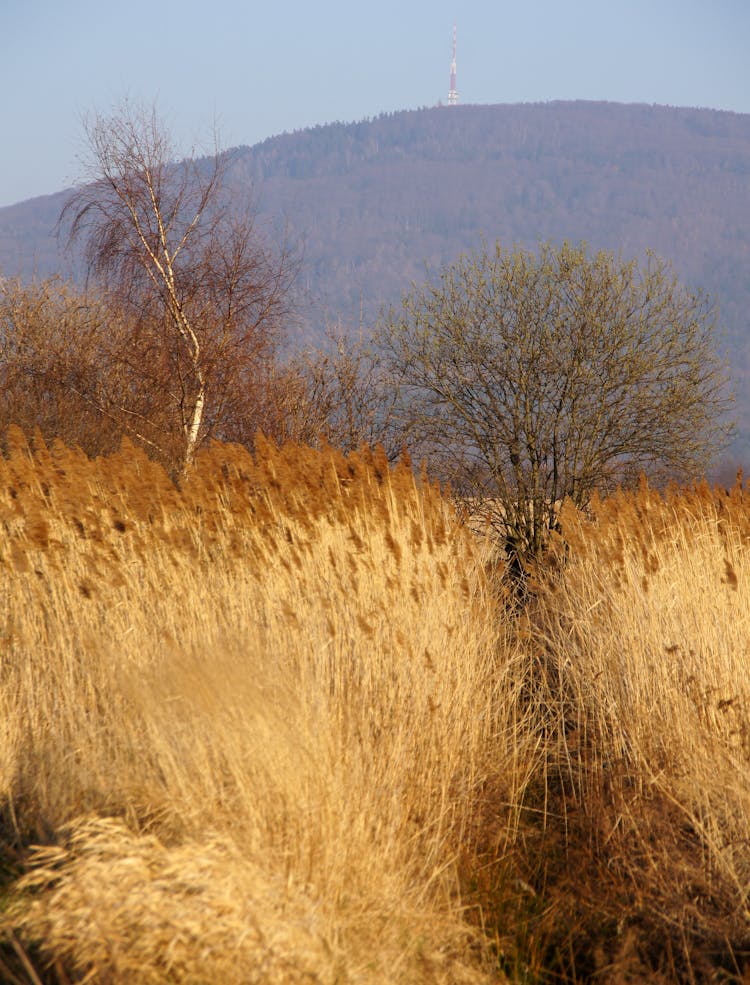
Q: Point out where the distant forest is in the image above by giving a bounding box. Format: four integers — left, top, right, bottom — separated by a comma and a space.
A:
1, 100, 749, 460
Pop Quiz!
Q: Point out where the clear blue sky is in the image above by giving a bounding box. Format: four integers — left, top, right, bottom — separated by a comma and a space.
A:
2, 0, 749, 207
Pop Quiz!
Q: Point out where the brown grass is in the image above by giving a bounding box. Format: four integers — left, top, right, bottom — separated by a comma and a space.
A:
5, 428, 750, 982
514, 479, 750, 980
0, 427, 530, 984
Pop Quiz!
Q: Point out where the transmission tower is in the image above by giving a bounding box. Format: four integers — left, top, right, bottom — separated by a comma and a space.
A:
448, 25, 458, 105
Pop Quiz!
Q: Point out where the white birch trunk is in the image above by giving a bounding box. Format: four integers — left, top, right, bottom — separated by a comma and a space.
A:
183, 383, 205, 475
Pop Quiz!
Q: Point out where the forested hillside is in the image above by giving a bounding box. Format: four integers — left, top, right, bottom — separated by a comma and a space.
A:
1, 100, 749, 454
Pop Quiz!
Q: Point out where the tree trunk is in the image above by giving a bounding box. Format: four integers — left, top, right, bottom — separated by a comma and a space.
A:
183, 384, 205, 475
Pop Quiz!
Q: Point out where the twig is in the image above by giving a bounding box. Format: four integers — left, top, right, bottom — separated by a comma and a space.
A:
9, 932, 44, 985
0, 946, 27, 985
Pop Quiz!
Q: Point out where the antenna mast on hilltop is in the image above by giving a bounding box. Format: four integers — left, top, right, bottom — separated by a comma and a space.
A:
448, 25, 458, 105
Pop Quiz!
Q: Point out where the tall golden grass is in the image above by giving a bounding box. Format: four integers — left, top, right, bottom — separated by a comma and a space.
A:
4, 427, 750, 982
520, 479, 750, 978
0, 427, 531, 984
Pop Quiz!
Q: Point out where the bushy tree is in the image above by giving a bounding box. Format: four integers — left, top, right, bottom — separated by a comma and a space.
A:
0, 277, 127, 455
377, 241, 733, 562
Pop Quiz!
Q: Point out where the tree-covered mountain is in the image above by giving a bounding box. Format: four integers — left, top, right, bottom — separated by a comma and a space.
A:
2, 101, 749, 459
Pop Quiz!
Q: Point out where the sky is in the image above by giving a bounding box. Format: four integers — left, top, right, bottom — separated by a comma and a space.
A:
2, 0, 749, 208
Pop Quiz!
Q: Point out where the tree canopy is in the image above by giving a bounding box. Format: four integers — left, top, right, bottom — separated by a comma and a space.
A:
378, 240, 733, 561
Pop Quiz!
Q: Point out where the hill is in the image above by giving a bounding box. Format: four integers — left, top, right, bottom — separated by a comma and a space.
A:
1, 100, 749, 457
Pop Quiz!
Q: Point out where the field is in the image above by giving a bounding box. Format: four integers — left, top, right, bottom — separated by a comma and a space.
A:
1, 428, 750, 982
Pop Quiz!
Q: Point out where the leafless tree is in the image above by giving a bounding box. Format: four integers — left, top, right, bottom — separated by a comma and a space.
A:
0, 277, 129, 456
281, 326, 403, 456
377, 241, 734, 563
60, 100, 296, 474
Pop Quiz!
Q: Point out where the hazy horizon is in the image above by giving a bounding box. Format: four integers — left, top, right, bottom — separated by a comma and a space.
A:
2, 0, 749, 208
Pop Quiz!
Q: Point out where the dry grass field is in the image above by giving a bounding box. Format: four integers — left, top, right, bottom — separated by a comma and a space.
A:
1, 428, 750, 982
516, 482, 750, 980
0, 428, 532, 984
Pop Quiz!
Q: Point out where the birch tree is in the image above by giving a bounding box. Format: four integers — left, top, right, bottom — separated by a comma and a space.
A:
61, 100, 295, 475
